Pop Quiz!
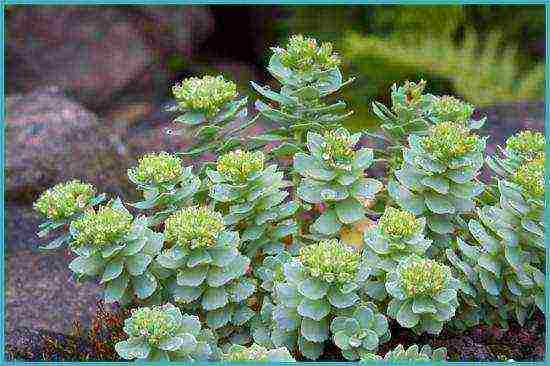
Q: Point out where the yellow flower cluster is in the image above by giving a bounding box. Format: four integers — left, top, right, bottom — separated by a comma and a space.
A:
322, 129, 355, 169
129, 152, 183, 186
378, 207, 421, 238
71, 205, 133, 247
394, 80, 427, 110
398, 255, 450, 297
172, 75, 237, 116
34, 180, 95, 221
273, 34, 340, 73
513, 156, 544, 199
164, 206, 225, 249
127, 305, 179, 345
430, 95, 474, 123
506, 131, 545, 161
421, 122, 479, 161
299, 239, 360, 284
216, 150, 265, 182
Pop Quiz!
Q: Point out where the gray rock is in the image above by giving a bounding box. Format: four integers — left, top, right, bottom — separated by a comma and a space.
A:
5, 87, 134, 204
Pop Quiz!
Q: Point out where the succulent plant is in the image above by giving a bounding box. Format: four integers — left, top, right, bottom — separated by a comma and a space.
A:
115, 303, 220, 361
251, 35, 354, 157
294, 128, 383, 237
388, 122, 486, 243
156, 206, 256, 332
447, 151, 545, 327
223, 343, 295, 361
34, 180, 106, 250
360, 344, 447, 361
166, 75, 257, 160
330, 305, 390, 360
385, 255, 460, 335
127, 153, 201, 225
269, 239, 369, 360
67, 198, 164, 305
207, 149, 298, 258
372, 80, 485, 143
487, 130, 545, 175
361, 207, 432, 300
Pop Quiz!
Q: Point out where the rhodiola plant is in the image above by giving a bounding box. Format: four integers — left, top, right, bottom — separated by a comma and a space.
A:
127, 152, 201, 226
207, 149, 299, 258
294, 128, 383, 238
251, 35, 355, 158
32, 33, 545, 362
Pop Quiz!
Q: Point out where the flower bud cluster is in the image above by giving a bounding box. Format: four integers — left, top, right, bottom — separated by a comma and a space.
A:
71, 205, 132, 247
129, 152, 183, 186
322, 128, 356, 169
216, 149, 265, 182
398, 255, 451, 297
172, 75, 237, 116
421, 122, 479, 161
378, 207, 421, 239
126, 305, 179, 346
512, 156, 544, 199
505, 130, 545, 162
299, 239, 360, 284
430, 95, 474, 123
164, 206, 225, 249
34, 180, 95, 221
273, 34, 340, 73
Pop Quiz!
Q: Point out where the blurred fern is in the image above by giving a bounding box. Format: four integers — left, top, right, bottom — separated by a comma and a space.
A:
343, 29, 544, 107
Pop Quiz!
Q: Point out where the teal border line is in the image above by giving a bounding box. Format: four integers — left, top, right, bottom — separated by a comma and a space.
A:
3, 0, 550, 5
1, 1, 548, 366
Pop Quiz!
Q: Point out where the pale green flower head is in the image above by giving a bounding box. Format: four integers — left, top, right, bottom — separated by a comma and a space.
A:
71, 205, 133, 247
397, 255, 451, 298
299, 239, 360, 284
322, 128, 356, 169
273, 34, 340, 73
172, 75, 237, 116
129, 152, 183, 186
505, 130, 545, 162
34, 180, 95, 221
164, 206, 225, 249
421, 122, 480, 161
512, 156, 544, 199
125, 304, 181, 346
430, 95, 474, 123
216, 149, 265, 182
378, 207, 421, 239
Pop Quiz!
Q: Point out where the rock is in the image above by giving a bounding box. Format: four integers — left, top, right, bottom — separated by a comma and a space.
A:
4, 204, 43, 253
5, 87, 135, 204
6, 6, 154, 109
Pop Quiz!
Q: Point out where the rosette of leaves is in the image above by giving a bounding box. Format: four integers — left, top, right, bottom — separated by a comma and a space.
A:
68, 198, 164, 305
385, 254, 460, 335
251, 34, 355, 155
360, 344, 447, 361
127, 152, 201, 225
372, 80, 485, 143
156, 206, 257, 333
361, 207, 432, 300
207, 149, 298, 258
330, 305, 390, 360
388, 122, 486, 240
34, 180, 106, 250
294, 128, 383, 237
487, 130, 545, 176
166, 75, 257, 158
223, 343, 295, 361
269, 239, 369, 360
115, 303, 220, 361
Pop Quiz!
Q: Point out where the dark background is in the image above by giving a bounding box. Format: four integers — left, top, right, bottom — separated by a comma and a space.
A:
3, 5, 546, 345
